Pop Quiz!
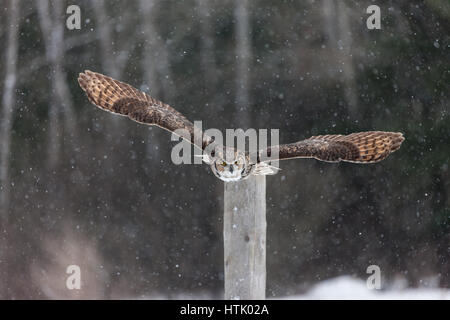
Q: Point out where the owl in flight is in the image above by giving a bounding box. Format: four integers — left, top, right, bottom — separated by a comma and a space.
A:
78, 71, 404, 182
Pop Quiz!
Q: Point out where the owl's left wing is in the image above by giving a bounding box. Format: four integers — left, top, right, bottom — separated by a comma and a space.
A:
257, 131, 404, 164
78, 70, 213, 151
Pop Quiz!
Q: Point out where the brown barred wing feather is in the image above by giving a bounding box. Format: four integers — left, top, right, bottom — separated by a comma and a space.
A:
78, 70, 212, 150
261, 131, 404, 164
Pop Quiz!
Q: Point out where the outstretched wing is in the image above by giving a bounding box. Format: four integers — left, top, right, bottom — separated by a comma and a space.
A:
258, 131, 404, 163
78, 70, 212, 150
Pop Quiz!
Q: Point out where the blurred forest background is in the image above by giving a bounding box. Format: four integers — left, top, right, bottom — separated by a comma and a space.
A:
0, 0, 449, 299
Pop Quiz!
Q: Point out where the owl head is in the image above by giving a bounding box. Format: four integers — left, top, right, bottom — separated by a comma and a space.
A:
210, 149, 253, 182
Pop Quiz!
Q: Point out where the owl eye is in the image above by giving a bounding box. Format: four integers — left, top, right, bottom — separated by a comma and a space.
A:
234, 160, 238, 165
221, 161, 227, 166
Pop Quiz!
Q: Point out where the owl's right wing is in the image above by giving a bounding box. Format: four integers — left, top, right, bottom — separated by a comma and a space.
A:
78, 70, 213, 151
257, 131, 404, 164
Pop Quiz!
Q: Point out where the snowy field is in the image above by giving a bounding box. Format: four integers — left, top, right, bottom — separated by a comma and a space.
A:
283, 276, 450, 300
142, 276, 449, 300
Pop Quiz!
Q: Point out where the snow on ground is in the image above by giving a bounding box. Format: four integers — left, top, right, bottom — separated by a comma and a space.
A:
284, 276, 450, 300
136, 276, 450, 300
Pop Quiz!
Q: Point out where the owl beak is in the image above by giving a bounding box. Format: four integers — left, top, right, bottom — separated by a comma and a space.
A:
229, 166, 234, 173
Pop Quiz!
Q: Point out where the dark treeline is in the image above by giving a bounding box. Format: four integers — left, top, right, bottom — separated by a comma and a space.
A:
0, 0, 448, 298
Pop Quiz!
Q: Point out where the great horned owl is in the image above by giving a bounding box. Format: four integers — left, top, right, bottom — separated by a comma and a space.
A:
78, 71, 404, 182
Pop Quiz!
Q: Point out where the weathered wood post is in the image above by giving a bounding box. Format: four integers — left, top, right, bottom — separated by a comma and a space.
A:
224, 175, 266, 300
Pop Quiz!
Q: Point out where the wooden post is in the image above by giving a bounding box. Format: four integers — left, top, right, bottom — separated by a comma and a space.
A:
224, 175, 266, 300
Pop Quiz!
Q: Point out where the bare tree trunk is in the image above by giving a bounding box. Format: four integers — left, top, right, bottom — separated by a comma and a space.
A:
37, 0, 76, 168
91, 0, 125, 208
322, 0, 358, 117
137, 1, 176, 283
336, 1, 358, 117
139, 0, 163, 98
234, 0, 252, 128
91, 1, 136, 79
196, 0, 217, 90
139, 0, 173, 99
0, 0, 19, 217
224, 176, 266, 300
0, 0, 20, 299
322, 0, 338, 44
138, 0, 173, 160
92, 0, 119, 79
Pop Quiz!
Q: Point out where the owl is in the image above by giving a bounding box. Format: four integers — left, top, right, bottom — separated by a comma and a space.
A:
78, 71, 404, 182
